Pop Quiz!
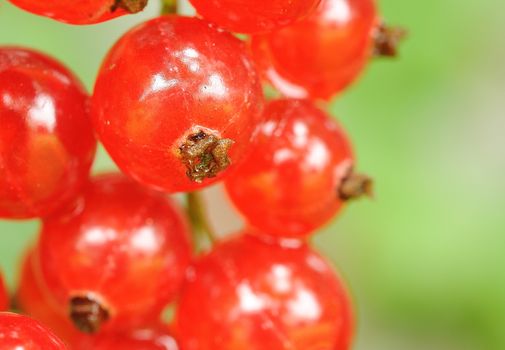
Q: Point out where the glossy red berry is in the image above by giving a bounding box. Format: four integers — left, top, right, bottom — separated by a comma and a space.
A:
37, 173, 192, 333
0, 312, 68, 350
0, 47, 96, 219
7, 0, 147, 25
92, 16, 264, 193
0, 272, 7, 311
75, 327, 179, 350
174, 233, 354, 350
225, 99, 372, 238
189, 0, 321, 34
16, 250, 84, 345
250, 0, 378, 100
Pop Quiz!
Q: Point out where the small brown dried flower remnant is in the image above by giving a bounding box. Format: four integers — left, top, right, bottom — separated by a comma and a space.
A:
69, 295, 110, 334
372, 23, 407, 57
111, 0, 148, 13
179, 130, 235, 183
338, 171, 374, 201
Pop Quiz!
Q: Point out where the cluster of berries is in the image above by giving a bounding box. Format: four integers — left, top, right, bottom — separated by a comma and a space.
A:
0, 0, 403, 349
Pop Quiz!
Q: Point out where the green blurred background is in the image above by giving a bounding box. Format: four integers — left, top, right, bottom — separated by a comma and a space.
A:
1, 0, 504, 349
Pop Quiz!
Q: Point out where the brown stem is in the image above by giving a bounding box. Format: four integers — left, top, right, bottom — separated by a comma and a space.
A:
112, 0, 148, 13
338, 172, 374, 201
161, 0, 177, 14
372, 23, 407, 57
186, 191, 218, 248
179, 130, 234, 183
69, 295, 110, 334
9, 296, 20, 313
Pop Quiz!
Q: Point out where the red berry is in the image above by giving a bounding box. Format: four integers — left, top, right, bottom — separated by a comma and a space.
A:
92, 16, 264, 193
189, 0, 321, 34
0, 312, 68, 350
174, 233, 353, 350
7, 0, 147, 25
37, 173, 192, 333
0, 47, 96, 219
250, 0, 378, 100
75, 327, 179, 350
16, 249, 84, 345
225, 99, 371, 238
0, 272, 7, 311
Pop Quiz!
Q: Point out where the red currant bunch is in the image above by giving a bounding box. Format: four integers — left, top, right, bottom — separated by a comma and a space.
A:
1, 0, 404, 349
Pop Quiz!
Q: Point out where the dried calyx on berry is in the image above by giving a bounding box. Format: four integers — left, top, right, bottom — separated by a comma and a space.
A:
338, 169, 374, 201
111, 0, 148, 13
179, 130, 234, 183
69, 295, 110, 333
372, 23, 407, 57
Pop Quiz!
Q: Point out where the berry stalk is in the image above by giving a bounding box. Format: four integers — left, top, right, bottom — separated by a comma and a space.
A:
161, 0, 177, 14
186, 191, 218, 250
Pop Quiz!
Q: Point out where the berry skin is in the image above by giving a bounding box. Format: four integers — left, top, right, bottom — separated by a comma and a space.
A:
174, 233, 353, 350
7, 0, 147, 25
189, 0, 321, 34
225, 99, 371, 238
92, 16, 264, 193
0, 312, 68, 350
37, 173, 192, 333
0, 47, 96, 219
16, 250, 84, 345
74, 327, 179, 350
0, 272, 7, 311
250, 0, 378, 100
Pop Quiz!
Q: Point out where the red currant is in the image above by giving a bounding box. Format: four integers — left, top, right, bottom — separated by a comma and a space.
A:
0, 47, 96, 219
7, 0, 147, 25
92, 16, 264, 193
189, 0, 321, 34
75, 327, 178, 350
174, 233, 353, 350
0, 272, 7, 311
250, 0, 378, 100
16, 249, 84, 345
0, 312, 68, 350
225, 99, 371, 238
36, 173, 192, 333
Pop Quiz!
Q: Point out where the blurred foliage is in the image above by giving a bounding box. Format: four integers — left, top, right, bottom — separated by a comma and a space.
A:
1, 0, 504, 349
